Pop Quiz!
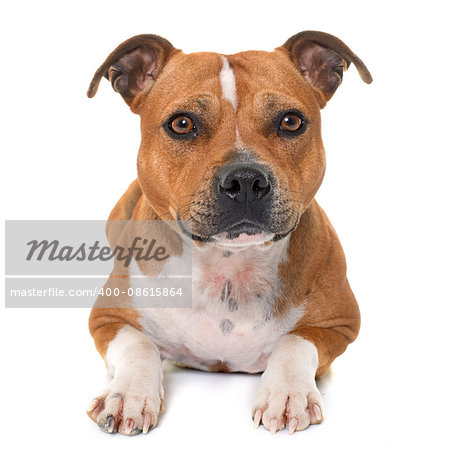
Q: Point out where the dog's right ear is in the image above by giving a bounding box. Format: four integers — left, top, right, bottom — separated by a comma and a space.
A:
87, 34, 178, 110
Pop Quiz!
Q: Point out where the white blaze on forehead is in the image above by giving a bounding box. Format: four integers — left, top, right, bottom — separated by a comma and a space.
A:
220, 56, 244, 148
219, 56, 238, 110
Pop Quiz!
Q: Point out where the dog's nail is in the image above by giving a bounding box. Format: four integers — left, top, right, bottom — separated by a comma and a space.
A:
87, 398, 99, 413
106, 415, 115, 433
253, 409, 262, 428
269, 418, 278, 434
288, 417, 298, 434
143, 413, 152, 434
124, 418, 134, 434
313, 404, 322, 422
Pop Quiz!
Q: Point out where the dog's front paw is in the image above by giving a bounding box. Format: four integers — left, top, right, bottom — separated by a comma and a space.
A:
252, 374, 324, 434
86, 376, 164, 435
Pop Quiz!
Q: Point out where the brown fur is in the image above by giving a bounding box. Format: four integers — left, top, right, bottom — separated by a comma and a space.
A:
279, 202, 360, 376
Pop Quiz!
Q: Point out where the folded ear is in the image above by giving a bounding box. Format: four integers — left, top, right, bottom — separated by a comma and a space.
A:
280, 30, 372, 108
87, 34, 178, 110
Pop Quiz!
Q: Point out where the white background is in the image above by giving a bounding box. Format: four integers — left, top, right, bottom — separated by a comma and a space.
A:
1, 1, 449, 448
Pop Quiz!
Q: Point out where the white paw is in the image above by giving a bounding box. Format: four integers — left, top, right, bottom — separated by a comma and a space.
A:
252, 384, 323, 433
252, 374, 324, 433
251, 335, 324, 434
87, 375, 164, 435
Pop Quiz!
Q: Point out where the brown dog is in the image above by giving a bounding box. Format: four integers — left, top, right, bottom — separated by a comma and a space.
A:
86, 30, 371, 435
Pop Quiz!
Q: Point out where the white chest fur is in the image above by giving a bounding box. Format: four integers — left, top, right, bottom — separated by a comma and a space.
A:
133, 237, 304, 373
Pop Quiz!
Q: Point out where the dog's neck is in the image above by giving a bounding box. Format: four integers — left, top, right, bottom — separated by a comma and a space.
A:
189, 236, 291, 312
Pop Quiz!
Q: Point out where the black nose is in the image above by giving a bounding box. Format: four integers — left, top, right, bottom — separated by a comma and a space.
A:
219, 165, 272, 203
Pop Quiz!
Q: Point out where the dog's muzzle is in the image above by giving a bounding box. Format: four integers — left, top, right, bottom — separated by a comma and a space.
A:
178, 162, 297, 244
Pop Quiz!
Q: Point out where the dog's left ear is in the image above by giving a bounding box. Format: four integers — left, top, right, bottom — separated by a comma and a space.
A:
280, 31, 372, 108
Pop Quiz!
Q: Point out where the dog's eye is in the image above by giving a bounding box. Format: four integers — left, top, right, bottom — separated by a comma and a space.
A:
168, 115, 196, 136
281, 114, 302, 131
278, 111, 306, 136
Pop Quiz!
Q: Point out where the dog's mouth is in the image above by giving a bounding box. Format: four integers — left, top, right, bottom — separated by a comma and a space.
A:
212, 222, 273, 247
177, 216, 299, 247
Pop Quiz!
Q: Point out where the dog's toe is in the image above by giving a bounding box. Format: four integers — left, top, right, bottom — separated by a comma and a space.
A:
87, 385, 163, 435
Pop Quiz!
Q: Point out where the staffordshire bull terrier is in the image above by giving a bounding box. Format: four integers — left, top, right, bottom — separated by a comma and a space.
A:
86, 30, 372, 435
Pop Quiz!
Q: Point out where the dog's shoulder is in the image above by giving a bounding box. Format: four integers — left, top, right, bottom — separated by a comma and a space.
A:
109, 179, 143, 221
106, 179, 143, 247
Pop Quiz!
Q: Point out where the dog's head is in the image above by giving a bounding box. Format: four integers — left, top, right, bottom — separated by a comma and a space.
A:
88, 31, 371, 247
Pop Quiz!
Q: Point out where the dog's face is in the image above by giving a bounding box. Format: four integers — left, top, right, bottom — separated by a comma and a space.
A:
138, 51, 324, 244
88, 32, 371, 245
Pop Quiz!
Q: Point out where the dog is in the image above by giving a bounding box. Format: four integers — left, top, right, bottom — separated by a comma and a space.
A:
86, 30, 372, 435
